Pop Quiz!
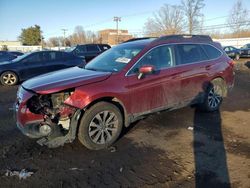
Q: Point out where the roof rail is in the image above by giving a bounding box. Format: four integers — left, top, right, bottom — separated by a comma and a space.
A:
153, 34, 213, 43
123, 37, 157, 43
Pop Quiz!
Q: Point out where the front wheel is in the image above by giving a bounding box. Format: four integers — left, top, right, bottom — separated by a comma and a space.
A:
0, 71, 18, 86
78, 102, 123, 150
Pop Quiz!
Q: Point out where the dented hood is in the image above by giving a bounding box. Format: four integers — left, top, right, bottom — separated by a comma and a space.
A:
22, 67, 111, 94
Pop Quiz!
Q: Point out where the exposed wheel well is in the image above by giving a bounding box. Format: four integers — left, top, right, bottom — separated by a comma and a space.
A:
210, 77, 228, 97
0, 70, 19, 80
82, 97, 128, 127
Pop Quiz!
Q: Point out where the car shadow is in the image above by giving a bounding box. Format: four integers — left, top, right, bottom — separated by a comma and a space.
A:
193, 109, 230, 188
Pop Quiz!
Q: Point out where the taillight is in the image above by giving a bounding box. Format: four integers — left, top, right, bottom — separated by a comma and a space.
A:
227, 59, 235, 68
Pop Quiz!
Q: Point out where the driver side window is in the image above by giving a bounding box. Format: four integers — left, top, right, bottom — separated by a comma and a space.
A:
129, 45, 174, 74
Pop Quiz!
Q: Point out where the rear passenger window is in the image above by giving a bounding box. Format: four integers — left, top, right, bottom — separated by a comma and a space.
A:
176, 44, 208, 65
202, 45, 222, 59
86, 45, 99, 52
130, 45, 174, 74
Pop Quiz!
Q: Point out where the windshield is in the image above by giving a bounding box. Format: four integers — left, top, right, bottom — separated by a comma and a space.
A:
11, 52, 31, 62
85, 42, 148, 72
65, 46, 76, 52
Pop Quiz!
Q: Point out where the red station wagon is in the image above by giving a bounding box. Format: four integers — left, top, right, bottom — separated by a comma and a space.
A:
15, 35, 235, 150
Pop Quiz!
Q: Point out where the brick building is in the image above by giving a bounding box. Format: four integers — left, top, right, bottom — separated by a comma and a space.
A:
99, 29, 133, 45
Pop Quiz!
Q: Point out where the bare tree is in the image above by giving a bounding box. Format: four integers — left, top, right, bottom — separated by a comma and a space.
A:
144, 4, 184, 37
68, 26, 87, 45
85, 30, 98, 43
227, 0, 249, 34
181, 0, 205, 34
47, 37, 64, 47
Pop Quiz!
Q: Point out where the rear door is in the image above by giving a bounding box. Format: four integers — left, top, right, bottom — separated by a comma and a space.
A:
175, 44, 210, 103
127, 45, 182, 115
43, 51, 66, 72
20, 52, 47, 79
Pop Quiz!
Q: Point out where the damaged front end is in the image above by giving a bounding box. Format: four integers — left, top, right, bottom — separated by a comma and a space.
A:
16, 87, 81, 148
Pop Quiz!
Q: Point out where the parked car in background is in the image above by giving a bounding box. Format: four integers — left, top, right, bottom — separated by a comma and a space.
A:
223, 46, 240, 60
66, 44, 111, 62
9, 51, 24, 57
0, 50, 85, 86
15, 35, 235, 150
240, 43, 250, 57
0, 51, 18, 62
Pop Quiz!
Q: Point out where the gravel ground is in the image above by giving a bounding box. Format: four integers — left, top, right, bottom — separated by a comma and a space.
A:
0, 59, 249, 188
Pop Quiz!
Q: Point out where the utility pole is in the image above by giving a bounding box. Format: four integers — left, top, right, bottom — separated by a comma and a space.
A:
113, 17, 121, 44
61, 29, 68, 47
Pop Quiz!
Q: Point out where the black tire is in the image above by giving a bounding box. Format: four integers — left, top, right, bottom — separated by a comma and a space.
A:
198, 80, 224, 112
78, 102, 123, 150
0, 71, 18, 86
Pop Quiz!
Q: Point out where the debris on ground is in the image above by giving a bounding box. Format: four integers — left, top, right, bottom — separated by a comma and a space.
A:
69, 167, 83, 171
5, 169, 34, 180
108, 146, 117, 153
187, 126, 194, 131
119, 167, 123, 173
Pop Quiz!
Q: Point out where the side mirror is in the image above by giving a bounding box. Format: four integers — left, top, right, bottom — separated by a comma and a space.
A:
138, 65, 155, 79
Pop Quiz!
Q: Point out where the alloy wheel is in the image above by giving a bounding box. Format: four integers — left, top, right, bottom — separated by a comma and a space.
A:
88, 111, 119, 145
3, 73, 17, 85
208, 85, 222, 109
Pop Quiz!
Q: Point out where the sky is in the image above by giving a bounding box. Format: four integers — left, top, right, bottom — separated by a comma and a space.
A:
0, 0, 249, 41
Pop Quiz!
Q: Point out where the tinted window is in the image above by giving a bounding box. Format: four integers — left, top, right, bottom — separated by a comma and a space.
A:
42, 52, 63, 62
23, 53, 43, 63
176, 44, 208, 65
130, 45, 174, 74
86, 44, 99, 52
202, 44, 222, 59
74, 45, 86, 55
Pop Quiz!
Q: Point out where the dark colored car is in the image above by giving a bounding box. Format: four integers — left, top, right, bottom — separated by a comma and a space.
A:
0, 51, 17, 62
66, 44, 111, 62
0, 50, 84, 86
9, 51, 24, 57
223, 46, 240, 60
240, 43, 250, 57
15, 35, 235, 150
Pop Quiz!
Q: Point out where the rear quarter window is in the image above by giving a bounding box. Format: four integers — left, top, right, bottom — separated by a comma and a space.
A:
202, 44, 222, 59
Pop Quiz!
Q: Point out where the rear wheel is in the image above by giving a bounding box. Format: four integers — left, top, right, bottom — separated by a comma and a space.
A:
0, 71, 18, 86
198, 80, 224, 112
78, 102, 123, 150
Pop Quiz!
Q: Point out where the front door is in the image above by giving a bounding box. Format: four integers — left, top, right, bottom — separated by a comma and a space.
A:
127, 45, 182, 115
